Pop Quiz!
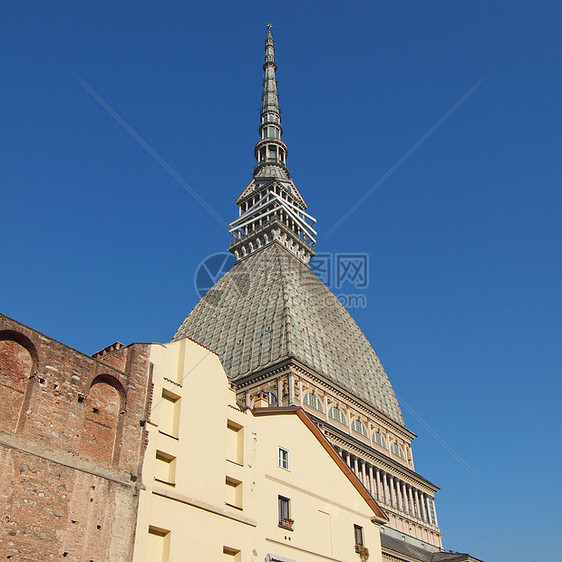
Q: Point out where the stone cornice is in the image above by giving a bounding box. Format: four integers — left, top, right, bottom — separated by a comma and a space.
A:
234, 355, 416, 441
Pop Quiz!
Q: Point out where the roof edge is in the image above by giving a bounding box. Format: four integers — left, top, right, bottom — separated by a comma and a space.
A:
252, 406, 389, 522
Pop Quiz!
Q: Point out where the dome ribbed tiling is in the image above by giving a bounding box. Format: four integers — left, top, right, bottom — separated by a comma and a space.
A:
173, 243, 404, 425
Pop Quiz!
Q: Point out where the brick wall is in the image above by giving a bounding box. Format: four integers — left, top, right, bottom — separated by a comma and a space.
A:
0, 314, 152, 561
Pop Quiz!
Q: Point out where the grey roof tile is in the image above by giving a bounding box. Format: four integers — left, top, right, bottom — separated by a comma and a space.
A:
173, 242, 404, 424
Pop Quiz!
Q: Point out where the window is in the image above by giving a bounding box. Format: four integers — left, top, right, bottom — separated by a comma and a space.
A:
159, 389, 180, 438
328, 406, 346, 425
351, 419, 367, 437
265, 391, 278, 405
225, 477, 243, 509
226, 420, 244, 465
303, 392, 323, 412
278, 447, 289, 470
372, 431, 385, 447
427, 498, 437, 525
354, 524, 364, 546
268, 145, 277, 160
391, 442, 404, 459
147, 526, 170, 562
223, 546, 241, 561
154, 451, 176, 485
354, 524, 368, 557
278, 496, 293, 530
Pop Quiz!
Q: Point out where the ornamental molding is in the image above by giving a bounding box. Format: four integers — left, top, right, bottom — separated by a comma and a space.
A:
233, 357, 415, 446
291, 365, 415, 441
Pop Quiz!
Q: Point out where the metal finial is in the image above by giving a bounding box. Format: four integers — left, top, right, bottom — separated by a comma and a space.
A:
267, 23, 273, 33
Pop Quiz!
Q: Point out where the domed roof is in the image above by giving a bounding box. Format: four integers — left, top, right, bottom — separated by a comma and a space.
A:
173, 242, 404, 425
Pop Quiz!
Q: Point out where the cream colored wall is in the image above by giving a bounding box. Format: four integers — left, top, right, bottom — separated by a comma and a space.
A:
253, 414, 383, 562
133, 338, 384, 562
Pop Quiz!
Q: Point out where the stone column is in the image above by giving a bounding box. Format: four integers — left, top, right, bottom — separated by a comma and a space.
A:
417, 490, 427, 522
389, 476, 397, 509
383, 472, 390, 505
353, 456, 360, 479
394, 478, 402, 511
422, 493, 430, 523
288, 374, 295, 405
407, 485, 415, 516
361, 461, 367, 486
376, 469, 382, 502
277, 378, 282, 406
423, 494, 432, 524
401, 481, 408, 513
368, 465, 375, 497
414, 489, 421, 519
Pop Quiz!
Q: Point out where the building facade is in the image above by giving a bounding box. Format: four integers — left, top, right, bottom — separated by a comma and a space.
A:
0, 313, 152, 561
133, 336, 387, 561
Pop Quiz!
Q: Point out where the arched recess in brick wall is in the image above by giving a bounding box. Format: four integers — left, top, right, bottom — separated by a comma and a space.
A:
0, 330, 38, 432
82, 374, 127, 466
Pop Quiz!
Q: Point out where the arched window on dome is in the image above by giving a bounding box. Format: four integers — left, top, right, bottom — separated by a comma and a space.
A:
264, 391, 278, 406
351, 419, 367, 437
303, 392, 323, 413
372, 431, 385, 448
391, 442, 404, 459
328, 406, 345, 425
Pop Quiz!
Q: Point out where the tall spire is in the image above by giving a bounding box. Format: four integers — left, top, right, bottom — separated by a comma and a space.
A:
229, 26, 316, 264
253, 24, 289, 179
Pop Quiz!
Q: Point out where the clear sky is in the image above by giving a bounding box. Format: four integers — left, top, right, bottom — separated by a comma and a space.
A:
3, 2, 561, 560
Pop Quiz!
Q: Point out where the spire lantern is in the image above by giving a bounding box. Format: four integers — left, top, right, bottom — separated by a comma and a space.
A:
229, 26, 317, 264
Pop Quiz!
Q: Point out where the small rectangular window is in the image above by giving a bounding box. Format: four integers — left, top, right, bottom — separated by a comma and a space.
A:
147, 526, 171, 562
278, 447, 289, 470
225, 476, 243, 509
223, 546, 241, 561
159, 389, 181, 438
354, 524, 364, 546
226, 420, 244, 465
154, 451, 176, 485
278, 496, 293, 530
268, 145, 277, 159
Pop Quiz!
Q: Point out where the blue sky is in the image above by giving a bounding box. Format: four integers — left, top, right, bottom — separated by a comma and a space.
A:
3, 2, 561, 560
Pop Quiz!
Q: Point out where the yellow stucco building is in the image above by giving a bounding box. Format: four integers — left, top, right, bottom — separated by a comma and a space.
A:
133, 337, 387, 562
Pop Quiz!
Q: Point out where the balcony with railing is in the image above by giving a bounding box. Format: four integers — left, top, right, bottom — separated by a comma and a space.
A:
278, 517, 294, 531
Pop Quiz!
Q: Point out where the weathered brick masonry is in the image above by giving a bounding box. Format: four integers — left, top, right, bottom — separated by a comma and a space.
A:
0, 314, 153, 561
